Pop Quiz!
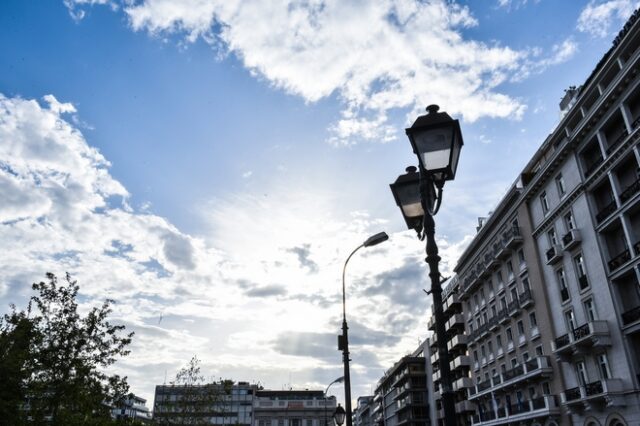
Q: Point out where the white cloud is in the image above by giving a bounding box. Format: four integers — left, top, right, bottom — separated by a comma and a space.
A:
1, 92, 457, 402
577, 0, 640, 37
59, 0, 591, 144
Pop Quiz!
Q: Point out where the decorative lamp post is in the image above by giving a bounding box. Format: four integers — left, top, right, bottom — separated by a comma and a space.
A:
333, 404, 346, 426
339, 232, 389, 426
389, 105, 463, 426
325, 376, 344, 426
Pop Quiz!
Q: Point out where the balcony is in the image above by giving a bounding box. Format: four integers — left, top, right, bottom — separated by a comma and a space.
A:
552, 321, 611, 361
455, 400, 475, 413
427, 316, 436, 332
446, 314, 465, 331
503, 226, 523, 249
545, 245, 563, 265
562, 229, 581, 251
596, 200, 617, 223
584, 156, 604, 177
451, 355, 472, 372
470, 395, 560, 426
519, 289, 533, 308
448, 334, 469, 352
562, 379, 625, 408
507, 298, 521, 316
608, 248, 631, 272
622, 305, 640, 327
496, 347, 504, 359
444, 293, 461, 315
452, 376, 473, 392
498, 308, 509, 325
619, 177, 640, 203
488, 314, 500, 331
469, 357, 553, 400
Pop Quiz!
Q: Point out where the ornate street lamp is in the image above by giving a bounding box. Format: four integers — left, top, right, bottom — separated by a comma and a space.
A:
333, 404, 346, 426
389, 105, 463, 426
339, 232, 389, 426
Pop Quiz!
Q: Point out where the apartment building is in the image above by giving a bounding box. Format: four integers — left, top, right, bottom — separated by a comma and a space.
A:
253, 390, 336, 426
454, 181, 566, 426
521, 9, 640, 426
354, 396, 374, 426
427, 276, 474, 426
371, 345, 430, 426
111, 393, 152, 422
153, 381, 257, 425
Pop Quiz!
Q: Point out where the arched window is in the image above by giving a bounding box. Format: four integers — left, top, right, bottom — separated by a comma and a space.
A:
606, 414, 627, 426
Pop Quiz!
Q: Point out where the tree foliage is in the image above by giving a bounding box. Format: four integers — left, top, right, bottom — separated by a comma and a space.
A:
0, 273, 134, 425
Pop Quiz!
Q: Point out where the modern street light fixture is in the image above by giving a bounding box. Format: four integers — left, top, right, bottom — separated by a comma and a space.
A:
389, 105, 463, 426
333, 404, 346, 426
338, 232, 389, 426
324, 376, 344, 426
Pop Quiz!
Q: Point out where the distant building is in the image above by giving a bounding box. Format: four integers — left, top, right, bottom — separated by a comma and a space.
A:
153, 381, 257, 425
353, 396, 374, 426
371, 344, 430, 426
112, 393, 152, 423
253, 390, 336, 426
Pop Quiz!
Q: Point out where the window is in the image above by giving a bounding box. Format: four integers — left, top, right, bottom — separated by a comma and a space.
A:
535, 345, 544, 356
575, 360, 588, 386
522, 352, 529, 362
542, 382, 551, 395
529, 312, 538, 328
279, 420, 285, 426
574, 253, 589, 290
496, 334, 503, 348
510, 286, 518, 303
500, 364, 506, 373
484, 372, 489, 382
565, 309, 577, 331
564, 211, 575, 230
488, 341, 494, 355
556, 174, 566, 197
584, 298, 598, 322
522, 275, 530, 292
597, 353, 612, 379
473, 350, 479, 362
548, 228, 558, 246
496, 270, 504, 285
510, 358, 518, 368
507, 262, 514, 280
528, 386, 536, 399
557, 268, 569, 302
518, 249, 526, 265
481, 345, 486, 357
506, 327, 513, 342
500, 296, 507, 310
517, 320, 525, 336
541, 191, 550, 214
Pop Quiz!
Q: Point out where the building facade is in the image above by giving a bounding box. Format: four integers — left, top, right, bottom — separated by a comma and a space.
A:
424, 8, 640, 426
522, 9, 640, 425
371, 344, 430, 426
354, 396, 374, 426
153, 381, 257, 425
112, 394, 152, 422
253, 390, 336, 426
427, 276, 474, 426
454, 182, 566, 426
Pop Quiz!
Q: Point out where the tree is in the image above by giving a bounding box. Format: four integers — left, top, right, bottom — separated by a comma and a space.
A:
154, 356, 230, 425
0, 273, 134, 425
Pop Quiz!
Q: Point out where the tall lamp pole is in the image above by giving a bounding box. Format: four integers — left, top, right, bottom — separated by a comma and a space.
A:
338, 232, 389, 426
325, 376, 344, 426
389, 105, 463, 426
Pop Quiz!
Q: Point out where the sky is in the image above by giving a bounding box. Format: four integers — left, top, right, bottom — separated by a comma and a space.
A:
1, 0, 638, 407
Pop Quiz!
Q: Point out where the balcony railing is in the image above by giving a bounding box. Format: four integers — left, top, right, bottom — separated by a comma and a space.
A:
545, 245, 562, 264
507, 298, 521, 316
468, 357, 553, 399
561, 379, 624, 405
503, 226, 522, 249
553, 321, 611, 360
622, 305, 640, 326
470, 395, 559, 426
608, 248, 631, 271
606, 128, 629, 154
562, 229, 581, 250
619, 177, 640, 203
595, 200, 617, 223
519, 289, 533, 308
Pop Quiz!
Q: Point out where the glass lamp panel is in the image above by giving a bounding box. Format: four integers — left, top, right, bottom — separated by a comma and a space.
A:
395, 181, 423, 219
449, 129, 462, 180
413, 127, 452, 172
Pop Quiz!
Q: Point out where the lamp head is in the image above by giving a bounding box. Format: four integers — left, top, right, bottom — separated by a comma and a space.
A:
333, 404, 346, 426
363, 232, 389, 248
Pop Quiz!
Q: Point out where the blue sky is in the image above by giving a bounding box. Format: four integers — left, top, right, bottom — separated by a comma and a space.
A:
1, 0, 637, 406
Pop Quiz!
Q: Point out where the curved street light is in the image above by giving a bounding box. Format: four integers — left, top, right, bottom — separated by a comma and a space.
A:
389, 105, 463, 426
324, 376, 344, 426
339, 232, 389, 426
